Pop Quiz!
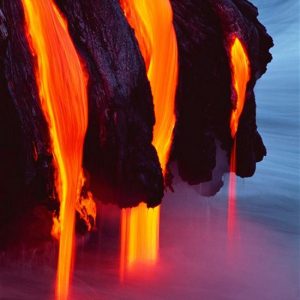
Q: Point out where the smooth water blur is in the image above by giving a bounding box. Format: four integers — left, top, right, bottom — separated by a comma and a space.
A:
0, 1, 299, 299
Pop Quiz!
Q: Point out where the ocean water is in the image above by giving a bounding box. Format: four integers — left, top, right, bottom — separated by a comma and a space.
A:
0, 1, 299, 299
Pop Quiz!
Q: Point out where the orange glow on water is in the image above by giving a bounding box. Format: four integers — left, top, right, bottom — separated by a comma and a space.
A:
22, 1, 90, 299
120, 0, 178, 277
228, 37, 250, 239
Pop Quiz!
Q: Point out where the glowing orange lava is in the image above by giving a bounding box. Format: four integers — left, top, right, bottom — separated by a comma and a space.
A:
22, 1, 90, 298
228, 37, 250, 238
230, 37, 251, 139
120, 0, 178, 278
120, 204, 160, 280
228, 138, 237, 238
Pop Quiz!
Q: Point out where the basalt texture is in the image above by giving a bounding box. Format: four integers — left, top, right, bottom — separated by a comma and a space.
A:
170, 0, 273, 192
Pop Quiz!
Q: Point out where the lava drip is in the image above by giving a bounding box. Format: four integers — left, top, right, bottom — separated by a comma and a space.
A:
228, 37, 250, 238
120, 0, 178, 277
22, 0, 93, 298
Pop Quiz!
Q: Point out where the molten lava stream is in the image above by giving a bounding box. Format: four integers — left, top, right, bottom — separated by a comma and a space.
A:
120, 0, 178, 279
22, 0, 89, 299
228, 37, 250, 240
228, 139, 237, 239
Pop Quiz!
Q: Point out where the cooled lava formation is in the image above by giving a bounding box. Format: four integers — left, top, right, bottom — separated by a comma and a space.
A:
0, 0, 272, 245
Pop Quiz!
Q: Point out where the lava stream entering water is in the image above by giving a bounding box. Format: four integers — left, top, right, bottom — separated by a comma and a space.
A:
120, 0, 178, 278
22, 0, 91, 298
228, 37, 250, 238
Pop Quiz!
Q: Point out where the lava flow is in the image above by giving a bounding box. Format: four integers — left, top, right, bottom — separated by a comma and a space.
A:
228, 37, 251, 238
22, 1, 90, 299
120, 0, 178, 277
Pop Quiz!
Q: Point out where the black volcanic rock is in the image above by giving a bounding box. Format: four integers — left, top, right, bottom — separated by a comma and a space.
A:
54, 0, 164, 208
208, 0, 273, 177
0, 1, 57, 247
170, 0, 272, 191
0, 0, 164, 248
170, 0, 233, 186
0, 0, 273, 247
